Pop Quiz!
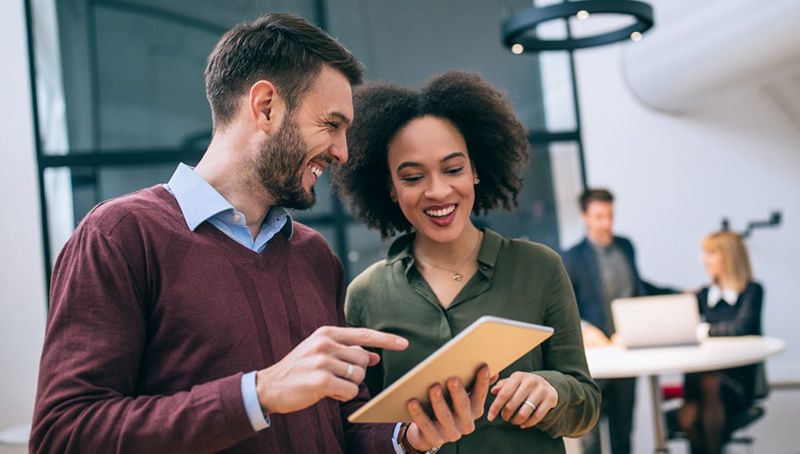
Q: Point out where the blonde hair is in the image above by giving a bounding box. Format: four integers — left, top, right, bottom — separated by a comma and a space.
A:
702, 231, 753, 292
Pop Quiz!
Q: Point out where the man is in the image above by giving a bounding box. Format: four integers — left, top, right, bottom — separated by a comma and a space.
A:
562, 188, 673, 454
31, 13, 490, 454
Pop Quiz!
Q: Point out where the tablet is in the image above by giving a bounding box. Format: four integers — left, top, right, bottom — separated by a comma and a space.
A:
347, 315, 554, 423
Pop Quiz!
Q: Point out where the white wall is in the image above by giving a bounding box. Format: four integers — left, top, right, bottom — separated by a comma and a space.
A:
566, 0, 800, 384
0, 0, 48, 441
561, 1, 800, 451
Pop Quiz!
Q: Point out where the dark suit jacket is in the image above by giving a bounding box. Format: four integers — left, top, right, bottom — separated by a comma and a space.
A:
562, 236, 672, 335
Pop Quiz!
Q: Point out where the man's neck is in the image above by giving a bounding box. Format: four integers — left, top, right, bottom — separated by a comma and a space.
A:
587, 235, 613, 248
194, 134, 275, 239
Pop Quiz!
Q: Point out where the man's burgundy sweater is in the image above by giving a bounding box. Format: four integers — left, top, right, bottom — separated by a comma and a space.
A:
31, 186, 393, 453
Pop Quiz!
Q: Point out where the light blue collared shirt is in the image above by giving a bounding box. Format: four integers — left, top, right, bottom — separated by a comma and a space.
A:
165, 164, 405, 449
165, 163, 292, 253
164, 163, 292, 432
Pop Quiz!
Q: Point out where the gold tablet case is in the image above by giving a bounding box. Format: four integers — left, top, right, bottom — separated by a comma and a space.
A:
348, 316, 554, 423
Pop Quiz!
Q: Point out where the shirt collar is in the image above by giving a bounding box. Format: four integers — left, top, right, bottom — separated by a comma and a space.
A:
588, 238, 616, 254
475, 228, 502, 278
166, 163, 293, 239
263, 206, 294, 241
707, 284, 738, 309
385, 227, 502, 279
385, 232, 415, 275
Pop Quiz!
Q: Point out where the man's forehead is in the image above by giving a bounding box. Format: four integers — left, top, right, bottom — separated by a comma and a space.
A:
302, 69, 354, 117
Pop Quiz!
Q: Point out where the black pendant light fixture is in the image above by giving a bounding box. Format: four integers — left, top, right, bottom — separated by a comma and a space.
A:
501, 0, 655, 190
502, 0, 654, 52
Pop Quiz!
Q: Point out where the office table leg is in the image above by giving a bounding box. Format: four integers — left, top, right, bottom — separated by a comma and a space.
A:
648, 375, 669, 454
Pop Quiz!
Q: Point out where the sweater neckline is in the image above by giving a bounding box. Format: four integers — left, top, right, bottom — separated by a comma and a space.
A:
150, 185, 288, 269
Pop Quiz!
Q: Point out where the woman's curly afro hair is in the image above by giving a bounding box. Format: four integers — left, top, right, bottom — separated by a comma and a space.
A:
331, 71, 529, 239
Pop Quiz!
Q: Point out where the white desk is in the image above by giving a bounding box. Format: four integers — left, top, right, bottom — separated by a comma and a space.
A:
585, 336, 785, 453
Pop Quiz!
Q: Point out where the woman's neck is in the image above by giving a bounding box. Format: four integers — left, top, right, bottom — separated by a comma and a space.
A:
714, 276, 737, 292
413, 224, 482, 266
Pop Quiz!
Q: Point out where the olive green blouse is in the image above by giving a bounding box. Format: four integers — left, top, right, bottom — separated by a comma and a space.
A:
345, 229, 600, 454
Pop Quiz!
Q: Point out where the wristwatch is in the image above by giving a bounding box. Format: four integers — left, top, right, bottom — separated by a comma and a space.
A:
399, 423, 441, 454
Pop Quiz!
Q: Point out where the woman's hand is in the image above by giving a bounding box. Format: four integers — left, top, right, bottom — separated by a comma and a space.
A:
486, 371, 559, 429
405, 366, 495, 452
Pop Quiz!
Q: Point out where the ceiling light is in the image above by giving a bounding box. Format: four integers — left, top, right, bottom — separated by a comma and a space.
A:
502, 0, 654, 51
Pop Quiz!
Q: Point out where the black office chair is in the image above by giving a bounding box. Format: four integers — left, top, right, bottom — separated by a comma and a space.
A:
664, 363, 768, 454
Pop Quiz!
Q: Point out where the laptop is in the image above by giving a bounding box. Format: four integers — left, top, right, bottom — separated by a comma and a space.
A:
611, 294, 701, 348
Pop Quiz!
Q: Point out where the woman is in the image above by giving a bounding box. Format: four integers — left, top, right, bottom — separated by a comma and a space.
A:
332, 71, 600, 454
678, 231, 763, 454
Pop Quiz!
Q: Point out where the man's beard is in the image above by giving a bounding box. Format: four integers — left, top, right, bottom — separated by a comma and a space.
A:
253, 116, 316, 210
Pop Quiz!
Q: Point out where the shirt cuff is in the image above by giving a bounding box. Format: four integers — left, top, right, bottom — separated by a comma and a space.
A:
241, 371, 271, 432
392, 422, 406, 454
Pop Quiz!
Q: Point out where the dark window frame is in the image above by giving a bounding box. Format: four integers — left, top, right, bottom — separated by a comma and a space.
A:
25, 0, 587, 308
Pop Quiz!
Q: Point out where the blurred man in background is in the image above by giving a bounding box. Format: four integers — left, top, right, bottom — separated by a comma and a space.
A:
563, 188, 674, 454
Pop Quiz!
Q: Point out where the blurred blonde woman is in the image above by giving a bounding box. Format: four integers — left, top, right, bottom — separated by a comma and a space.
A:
678, 231, 763, 454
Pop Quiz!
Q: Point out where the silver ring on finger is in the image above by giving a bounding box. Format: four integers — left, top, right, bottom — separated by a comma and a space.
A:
344, 362, 354, 380
522, 400, 537, 411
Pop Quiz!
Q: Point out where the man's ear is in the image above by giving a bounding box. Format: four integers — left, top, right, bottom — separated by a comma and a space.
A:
249, 80, 286, 134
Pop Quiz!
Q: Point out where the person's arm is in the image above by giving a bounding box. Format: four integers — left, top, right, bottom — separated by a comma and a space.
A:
709, 283, 763, 337
534, 258, 601, 437
340, 383, 398, 453
336, 260, 397, 453
642, 280, 680, 295
489, 254, 601, 438
344, 285, 387, 405
31, 224, 257, 454
580, 321, 611, 348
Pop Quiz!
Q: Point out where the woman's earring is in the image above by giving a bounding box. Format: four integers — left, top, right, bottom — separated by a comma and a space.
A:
474, 177, 480, 184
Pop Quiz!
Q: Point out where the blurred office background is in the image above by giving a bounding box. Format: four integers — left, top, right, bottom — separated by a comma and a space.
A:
2, 0, 798, 452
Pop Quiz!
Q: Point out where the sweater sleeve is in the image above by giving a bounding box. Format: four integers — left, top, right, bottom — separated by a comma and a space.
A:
709, 283, 763, 337
532, 255, 601, 439
31, 221, 256, 454
345, 284, 386, 400
333, 257, 396, 453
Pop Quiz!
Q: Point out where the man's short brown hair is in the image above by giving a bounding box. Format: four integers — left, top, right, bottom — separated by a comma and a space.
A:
579, 188, 614, 212
205, 13, 362, 132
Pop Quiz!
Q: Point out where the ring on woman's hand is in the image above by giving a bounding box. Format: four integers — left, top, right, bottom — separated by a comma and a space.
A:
344, 363, 354, 379
522, 400, 537, 411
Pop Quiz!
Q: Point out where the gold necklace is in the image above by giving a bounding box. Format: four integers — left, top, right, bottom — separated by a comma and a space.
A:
414, 232, 483, 282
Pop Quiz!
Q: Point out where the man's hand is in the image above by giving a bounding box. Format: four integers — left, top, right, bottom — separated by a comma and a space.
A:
581, 322, 611, 348
487, 372, 559, 429
404, 366, 495, 452
255, 326, 408, 415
